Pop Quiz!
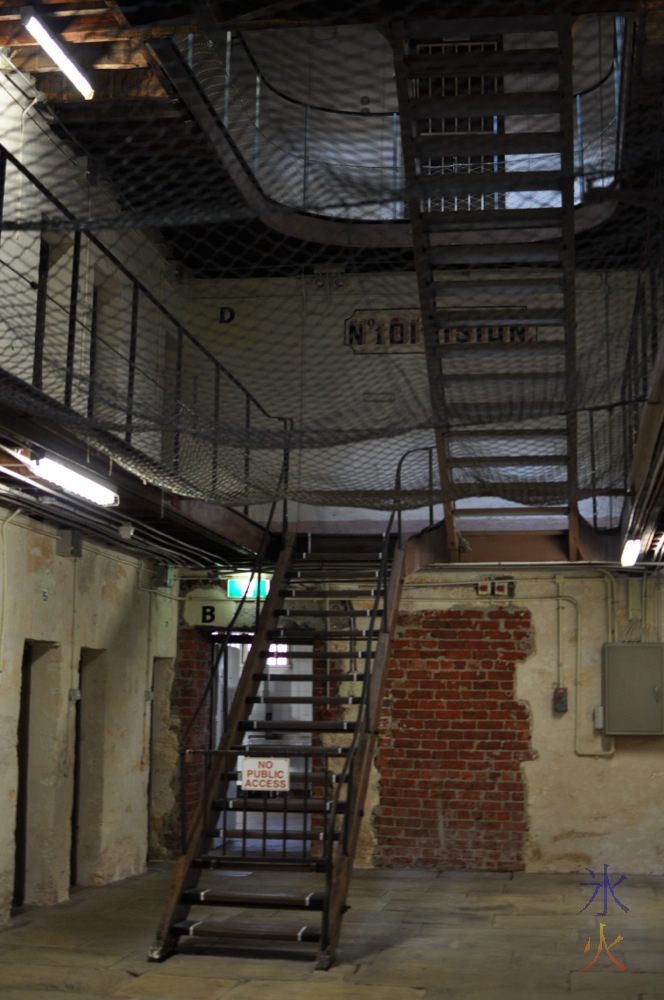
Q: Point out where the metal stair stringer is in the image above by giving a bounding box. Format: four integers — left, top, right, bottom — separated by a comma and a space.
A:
391, 15, 581, 556
315, 540, 408, 969
150, 527, 410, 968
149, 533, 296, 962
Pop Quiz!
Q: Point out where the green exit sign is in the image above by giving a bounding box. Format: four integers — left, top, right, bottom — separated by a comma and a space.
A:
227, 577, 270, 599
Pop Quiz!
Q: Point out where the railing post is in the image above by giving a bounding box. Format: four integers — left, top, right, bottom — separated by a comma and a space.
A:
32, 237, 49, 389
224, 31, 232, 126
64, 230, 82, 409
254, 72, 261, 179
303, 104, 309, 210
392, 112, 400, 219
125, 281, 139, 444
575, 93, 584, 200
282, 419, 290, 536
212, 364, 221, 493
244, 396, 251, 516
174, 326, 184, 474
0, 147, 6, 241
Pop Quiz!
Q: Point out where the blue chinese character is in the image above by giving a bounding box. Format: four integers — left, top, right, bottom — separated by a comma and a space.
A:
580, 864, 629, 916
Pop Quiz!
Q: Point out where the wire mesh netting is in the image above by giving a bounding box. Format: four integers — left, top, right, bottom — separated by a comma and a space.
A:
0, 1, 663, 527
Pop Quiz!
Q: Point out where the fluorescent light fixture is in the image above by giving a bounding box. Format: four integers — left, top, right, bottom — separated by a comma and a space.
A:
620, 538, 641, 567
22, 9, 94, 100
28, 456, 118, 506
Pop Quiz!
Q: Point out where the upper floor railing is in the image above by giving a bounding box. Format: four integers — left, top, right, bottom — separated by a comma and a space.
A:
0, 144, 292, 516
177, 16, 626, 222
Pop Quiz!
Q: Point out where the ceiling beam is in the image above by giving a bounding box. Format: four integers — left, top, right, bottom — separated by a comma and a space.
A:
31, 68, 166, 102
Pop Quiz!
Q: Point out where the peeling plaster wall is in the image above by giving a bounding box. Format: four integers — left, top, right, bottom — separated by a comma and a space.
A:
0, 508, 178, 926
361, 565, 664, 874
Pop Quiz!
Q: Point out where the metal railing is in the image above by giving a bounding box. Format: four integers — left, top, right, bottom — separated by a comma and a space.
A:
178, 18, 625, 223
0, 143, 292, 510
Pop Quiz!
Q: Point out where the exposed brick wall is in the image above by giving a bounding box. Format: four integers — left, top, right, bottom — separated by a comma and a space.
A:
374, 606, 536, 871
162, 627, 213, 853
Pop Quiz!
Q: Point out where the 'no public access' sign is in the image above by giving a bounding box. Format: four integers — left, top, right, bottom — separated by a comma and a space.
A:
240, 757, 290, 792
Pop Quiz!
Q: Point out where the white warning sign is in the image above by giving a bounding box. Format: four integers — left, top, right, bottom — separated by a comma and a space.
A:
240, 757, 290, 792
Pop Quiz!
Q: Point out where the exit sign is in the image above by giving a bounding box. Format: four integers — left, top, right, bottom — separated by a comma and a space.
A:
227, 577, 270, 599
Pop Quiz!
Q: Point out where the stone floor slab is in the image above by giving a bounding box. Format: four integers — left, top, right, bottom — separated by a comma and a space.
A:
110, 972, 238, 997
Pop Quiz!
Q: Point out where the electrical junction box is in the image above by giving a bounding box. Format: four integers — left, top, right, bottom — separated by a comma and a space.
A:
602, 643, 664, 735
553, 687, 568, 713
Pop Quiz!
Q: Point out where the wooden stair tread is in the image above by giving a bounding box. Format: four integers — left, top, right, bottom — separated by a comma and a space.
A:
405, 47, 560, 75
211, 798, 344, 813
247, 695, 362, 705
191, 857, 327, 872
181, 888, 326, 910
417, 170, 562, 195
275, 608, 381, 618
280, 588, 379, 598
173, 919, 321, 942
239, 720, 357, 732
266, 630, 380, 640
424, 207, 562, 233
411, 90, 561, 118
234, 745, 351, 756
415, 131, 563, 158
435, 307, 564, 325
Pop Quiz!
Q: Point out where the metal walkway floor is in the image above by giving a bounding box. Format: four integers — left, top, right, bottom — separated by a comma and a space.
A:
0, 864, 662, 998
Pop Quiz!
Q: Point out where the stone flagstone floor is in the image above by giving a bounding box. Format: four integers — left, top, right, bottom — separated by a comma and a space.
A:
0, 864, 662, 999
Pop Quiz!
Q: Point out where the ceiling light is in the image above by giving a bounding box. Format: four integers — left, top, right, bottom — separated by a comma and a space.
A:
27, 456, 118, 506
22, 9, 94, 100
620, 538, 641, 567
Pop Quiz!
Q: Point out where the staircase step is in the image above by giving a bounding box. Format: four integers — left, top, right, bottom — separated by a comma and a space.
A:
448, 455, 568, 468
287, 569, 381, 579
416, 131, 563, 158
438, 341, 566, 355
404, 15, 561, 36
212, 798, 344, 813
424, 207, 563, 232
430, 242, 562, 266
254, 671, 367, 681
280, 588, 378, 599
275, 608, 381, 618
449, 427, 566, 438
411, 90, 560, 118
266, 630, 379, 641
181, 889, 326, 910
235, 744, 351, 757
456, 505, 569, 517
443, 371, 564, 384
202, 827, 338, 842
406, 47, 560, 76
239, 720, 357, 733
436, 307, 564, 326
247, 695, 362, 705
297, 550, 382, 562
173, 919, 321, 943
435, 275, 564, 294
191, 857, 328, 872
418, 170, 562, 197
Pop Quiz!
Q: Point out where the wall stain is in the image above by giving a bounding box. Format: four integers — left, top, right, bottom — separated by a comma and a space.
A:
553, 829, 604, 842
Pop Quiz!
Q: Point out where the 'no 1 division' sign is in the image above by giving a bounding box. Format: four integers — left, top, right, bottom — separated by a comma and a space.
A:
240, 757, 290, 792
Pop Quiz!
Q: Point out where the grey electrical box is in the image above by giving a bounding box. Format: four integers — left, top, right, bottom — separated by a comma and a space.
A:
602, 643, 664, 735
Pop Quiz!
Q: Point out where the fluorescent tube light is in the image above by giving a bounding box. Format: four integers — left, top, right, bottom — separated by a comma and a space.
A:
28, 456, 118, 506
620, 538, 641, 567
22, 10, 94, 100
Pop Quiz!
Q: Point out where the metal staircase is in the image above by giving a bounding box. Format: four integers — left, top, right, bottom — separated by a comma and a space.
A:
150, 530, 406, 969
391, 15, 580, 558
